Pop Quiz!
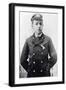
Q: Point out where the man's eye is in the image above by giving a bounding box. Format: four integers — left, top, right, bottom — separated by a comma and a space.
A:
36, 23, 42, 25
36, 23, 38, 25
40, 23, 42, 25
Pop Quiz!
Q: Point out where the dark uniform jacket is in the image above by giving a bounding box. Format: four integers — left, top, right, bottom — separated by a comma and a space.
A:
20, 33, 57, 77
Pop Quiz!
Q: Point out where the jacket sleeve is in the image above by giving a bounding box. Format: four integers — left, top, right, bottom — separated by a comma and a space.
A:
48, 38, 57, 68
20, 40, 29, 72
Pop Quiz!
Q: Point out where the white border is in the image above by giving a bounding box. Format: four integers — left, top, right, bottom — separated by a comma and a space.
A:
15, 6, 63, 84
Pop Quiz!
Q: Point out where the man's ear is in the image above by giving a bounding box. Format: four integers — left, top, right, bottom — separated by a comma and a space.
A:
31, 23, 33, 28
42, 23, 44, 27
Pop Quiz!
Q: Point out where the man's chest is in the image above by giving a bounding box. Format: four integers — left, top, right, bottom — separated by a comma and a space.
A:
28, 40, 49, 57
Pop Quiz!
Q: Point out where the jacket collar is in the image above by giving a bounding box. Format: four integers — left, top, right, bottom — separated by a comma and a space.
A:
32, 33, 45, 45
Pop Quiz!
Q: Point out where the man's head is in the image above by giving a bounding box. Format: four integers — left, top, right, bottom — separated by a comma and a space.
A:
31, 14, 43, 36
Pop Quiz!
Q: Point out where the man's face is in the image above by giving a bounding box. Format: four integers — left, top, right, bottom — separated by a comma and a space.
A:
32, 20, 43, 35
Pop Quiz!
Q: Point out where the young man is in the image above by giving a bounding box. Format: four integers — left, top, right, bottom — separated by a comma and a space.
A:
20, 14, 57, 77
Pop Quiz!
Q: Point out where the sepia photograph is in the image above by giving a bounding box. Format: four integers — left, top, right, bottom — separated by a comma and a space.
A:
9, 3, 64, 86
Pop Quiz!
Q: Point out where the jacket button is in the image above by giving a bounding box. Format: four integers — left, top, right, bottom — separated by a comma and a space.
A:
41, 60, 43, 63
33, 61, 35, 64
40, 69, 43, 72
33, 70, 35, 72
33, 53, 35, 55
41, 52, 43, 54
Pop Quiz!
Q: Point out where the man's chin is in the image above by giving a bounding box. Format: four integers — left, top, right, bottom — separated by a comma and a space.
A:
37, 32, 42, 35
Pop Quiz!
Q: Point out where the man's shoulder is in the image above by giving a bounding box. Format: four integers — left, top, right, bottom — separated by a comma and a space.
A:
44, 34, 51, 42
26, 34, 52, 43
26, 35, 33, 43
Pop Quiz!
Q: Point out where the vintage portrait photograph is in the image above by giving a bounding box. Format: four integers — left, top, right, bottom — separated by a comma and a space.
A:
9, 3, 64, 86
19, 12, 57, 78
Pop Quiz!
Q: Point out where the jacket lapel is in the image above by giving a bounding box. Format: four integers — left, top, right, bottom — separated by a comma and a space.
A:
32, 33, 45, 46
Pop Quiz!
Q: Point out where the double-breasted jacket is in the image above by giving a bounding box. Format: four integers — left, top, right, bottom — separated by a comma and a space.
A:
20, 33, 57, 77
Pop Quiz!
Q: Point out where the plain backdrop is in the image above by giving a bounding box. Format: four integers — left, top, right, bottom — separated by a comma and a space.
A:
0, 0, 66, 90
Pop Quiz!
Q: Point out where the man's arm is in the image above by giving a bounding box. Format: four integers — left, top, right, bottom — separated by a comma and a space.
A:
48, 38, 57, 68
20, 40, 29, 72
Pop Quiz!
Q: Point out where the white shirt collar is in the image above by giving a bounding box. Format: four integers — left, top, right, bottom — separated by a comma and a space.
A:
35, 32, 42, 38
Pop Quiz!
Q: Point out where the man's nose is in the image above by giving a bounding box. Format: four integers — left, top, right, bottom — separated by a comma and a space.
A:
37, 24, 41, 27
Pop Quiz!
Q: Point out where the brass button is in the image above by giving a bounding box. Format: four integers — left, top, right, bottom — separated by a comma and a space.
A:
41, 60, 43, 63
40, 69, 43, 72
33, 61, 35, 64
41, 52, 43, 54
33, 53, 35, 55
33, 70, 35, 72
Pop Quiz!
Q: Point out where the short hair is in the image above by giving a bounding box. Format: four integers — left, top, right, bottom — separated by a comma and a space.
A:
31, 14, 43, 22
